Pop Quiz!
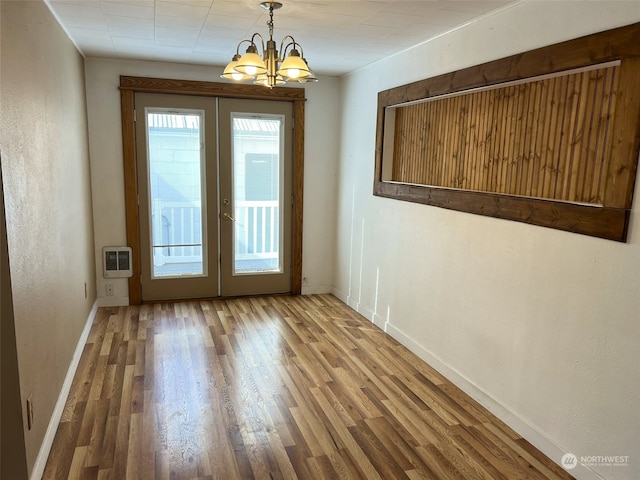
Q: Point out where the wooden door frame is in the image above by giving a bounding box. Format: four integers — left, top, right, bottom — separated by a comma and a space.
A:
119, 76, 306, 304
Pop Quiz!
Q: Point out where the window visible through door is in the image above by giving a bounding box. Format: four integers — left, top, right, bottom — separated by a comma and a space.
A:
147, 111, 206, 278
232, 115, 284, 275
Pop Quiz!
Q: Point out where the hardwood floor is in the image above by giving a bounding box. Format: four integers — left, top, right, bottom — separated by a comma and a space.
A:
43, 294, 574, 479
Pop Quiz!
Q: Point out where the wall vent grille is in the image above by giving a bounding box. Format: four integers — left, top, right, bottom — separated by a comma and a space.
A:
103, 246, 133, 278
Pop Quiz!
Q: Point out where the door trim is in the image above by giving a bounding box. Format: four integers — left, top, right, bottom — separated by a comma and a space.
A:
119, 76, 306, 304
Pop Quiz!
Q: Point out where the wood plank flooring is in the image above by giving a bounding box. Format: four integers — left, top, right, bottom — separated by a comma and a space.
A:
43, 294, 574, 479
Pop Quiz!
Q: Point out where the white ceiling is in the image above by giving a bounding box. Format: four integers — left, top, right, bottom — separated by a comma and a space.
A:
45, 0, 517, 77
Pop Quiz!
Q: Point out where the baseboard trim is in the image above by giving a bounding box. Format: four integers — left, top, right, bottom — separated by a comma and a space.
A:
331, 286, 365, 316
329, 289, 602, 480
331, 287, 352, 311
96, 295, 129, 307
29, 300, 98, 480
385, 322, 604, 480
301, 285, 333, 295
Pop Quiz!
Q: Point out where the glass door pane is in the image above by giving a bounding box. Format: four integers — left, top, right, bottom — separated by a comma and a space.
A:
135, 92, 218, 302
231, 115, 284, 275
147, 111, 206, 278
218, 98, 292, 297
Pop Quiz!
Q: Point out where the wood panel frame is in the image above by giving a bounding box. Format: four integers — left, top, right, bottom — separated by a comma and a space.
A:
119, 76, 306, 304
374, 22, 640, 242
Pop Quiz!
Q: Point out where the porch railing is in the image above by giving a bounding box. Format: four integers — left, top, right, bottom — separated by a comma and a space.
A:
152, 199, 279, 266
234, 200, 279, 261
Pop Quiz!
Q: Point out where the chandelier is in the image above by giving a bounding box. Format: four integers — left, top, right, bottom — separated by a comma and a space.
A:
221, 1, 317, 88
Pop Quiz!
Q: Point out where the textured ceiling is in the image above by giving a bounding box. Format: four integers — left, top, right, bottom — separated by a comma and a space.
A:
45, 0, 517, 77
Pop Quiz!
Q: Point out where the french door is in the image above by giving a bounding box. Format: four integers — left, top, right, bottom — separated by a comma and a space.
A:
218, 98, 292, 297
135, 93, 292, 301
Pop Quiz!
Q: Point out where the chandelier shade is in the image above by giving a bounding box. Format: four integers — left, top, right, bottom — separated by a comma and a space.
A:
235, 45, 268, 76
255, 73, 286, 87
277, 49, 310, 79
220, 54, 253, 81
221, 2, 317, 88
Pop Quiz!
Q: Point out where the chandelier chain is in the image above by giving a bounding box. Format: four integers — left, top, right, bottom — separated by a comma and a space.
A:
268, 6, 274, 40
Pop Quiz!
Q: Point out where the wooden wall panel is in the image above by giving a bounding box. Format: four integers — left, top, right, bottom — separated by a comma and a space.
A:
375, 22, 640, 242
390, 64, 619, 206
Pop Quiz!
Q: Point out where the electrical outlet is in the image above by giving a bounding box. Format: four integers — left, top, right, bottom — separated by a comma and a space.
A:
26, 396, 33, 430
105, 284, 114, 296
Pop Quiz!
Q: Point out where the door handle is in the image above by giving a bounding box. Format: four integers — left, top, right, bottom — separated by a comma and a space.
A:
222, 212, 235, 222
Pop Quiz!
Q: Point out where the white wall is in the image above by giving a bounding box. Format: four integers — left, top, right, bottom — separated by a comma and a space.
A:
334, 2, 640, 480
84, 58, 339, 304
0, 1, 96, 474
